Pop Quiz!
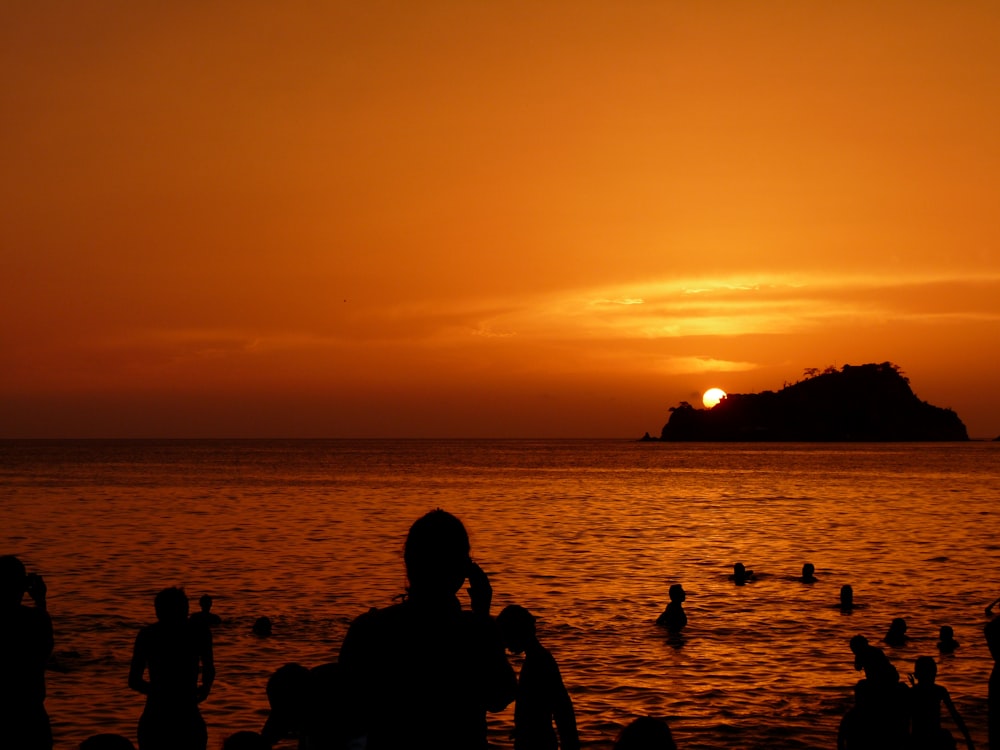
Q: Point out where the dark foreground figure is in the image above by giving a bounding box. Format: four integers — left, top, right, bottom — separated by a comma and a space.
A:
0, 555, 54, 750
613, 717, 677, 749
261, 661, 350, 748
497, 604, 580, 750
128, 586, 215, 750
339, 509, 516, 749
908, 656, 974, 750
986, 614, 1000, 750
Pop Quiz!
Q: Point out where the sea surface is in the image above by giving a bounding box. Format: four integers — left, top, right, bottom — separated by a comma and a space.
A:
2, 439, 999, 749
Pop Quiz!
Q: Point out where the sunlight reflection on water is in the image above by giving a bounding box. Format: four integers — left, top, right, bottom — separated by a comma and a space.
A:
2, 440, 999, 749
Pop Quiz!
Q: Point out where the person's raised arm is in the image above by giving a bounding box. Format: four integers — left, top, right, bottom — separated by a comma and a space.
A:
466, 561, 493, 617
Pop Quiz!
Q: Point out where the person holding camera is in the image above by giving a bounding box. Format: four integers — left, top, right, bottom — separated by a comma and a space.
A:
0, 554, 54, 749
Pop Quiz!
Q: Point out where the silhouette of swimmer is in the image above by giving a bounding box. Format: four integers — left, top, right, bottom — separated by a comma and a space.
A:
985, 615, 1000, 750
188, 595, 221, 630
613, 716, 677, 750
908, 656, 974, 750
655, 584, 687, 632
80, 735, 136, 750
0, 555, 54, 750
937, 626, 960, 655
251, 616, 272, 637
884, 617, 910, 648
730, 562, 753, 585
338, 509, 516, 749
800, 562, 817, 583
840, 585, 855, 612
261, 661, 349, 749
128, 587, 215, 750
497, 604, 580, 750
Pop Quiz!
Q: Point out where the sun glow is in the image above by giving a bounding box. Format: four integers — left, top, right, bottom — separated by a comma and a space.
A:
703, 387, 727, 408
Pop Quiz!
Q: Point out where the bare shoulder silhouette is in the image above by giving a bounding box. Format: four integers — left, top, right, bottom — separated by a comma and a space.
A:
497, 604, 580, 750
128, 587, 214, 750
338, 509, 516, 749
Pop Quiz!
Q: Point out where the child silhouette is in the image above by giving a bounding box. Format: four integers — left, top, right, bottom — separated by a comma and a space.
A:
655, 584, 687, 632
497, 604, 580, 750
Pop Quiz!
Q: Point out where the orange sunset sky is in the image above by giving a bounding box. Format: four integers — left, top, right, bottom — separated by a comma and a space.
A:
3, 2, 999, 439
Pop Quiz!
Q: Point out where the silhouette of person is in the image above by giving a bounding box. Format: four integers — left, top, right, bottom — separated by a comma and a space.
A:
908, 656, 974, 750
497, 604, 580, 750
128, 587, 215, 750
730, 562, 753, 585
188, 595, 221, 630
985, 615, 1000, 750
655, 584, 687, 632
848, 635, 907, 747
884, 618, 909, 648
0, 555, 54, 750
261, 661, 349, 749
613, 716, 677, 750
937, 626, 960, 655
850, 635, 899, 687
840, 585, 855, 613
251, 616, 272, 637
338, 509, 516, 749
80, 735, 136, 750
800, 562, 817, 583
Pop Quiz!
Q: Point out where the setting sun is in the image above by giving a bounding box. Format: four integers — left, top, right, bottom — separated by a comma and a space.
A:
703, 388, 727, 409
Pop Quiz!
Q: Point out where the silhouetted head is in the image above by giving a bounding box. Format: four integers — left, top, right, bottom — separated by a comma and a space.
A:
80, 734, 136, 750
222, 731, 269, 750
849, 634, 869, 657
840, 585, 854, 607
266, 662, 310, 714
153, 587, 188, 625
0, 555, 27, 608
885, 617, 907, 643
613, 716, 677, 750
253, 616, 273, 637
668, 584, 686, 603
939, 625, 954, 641
497, 604, 536, 654
801, 563, 815, 581
404, 509, 471, 598
199, 594, 213, 612
913, 655, 937, 683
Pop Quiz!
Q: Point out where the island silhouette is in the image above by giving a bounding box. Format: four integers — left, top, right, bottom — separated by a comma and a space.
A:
649, 362, 968, 441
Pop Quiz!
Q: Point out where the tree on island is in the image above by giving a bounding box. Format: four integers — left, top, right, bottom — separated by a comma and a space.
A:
656, 362, 968, 442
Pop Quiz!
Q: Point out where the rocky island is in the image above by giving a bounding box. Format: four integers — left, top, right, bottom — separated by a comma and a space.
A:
651, 362, 968, 441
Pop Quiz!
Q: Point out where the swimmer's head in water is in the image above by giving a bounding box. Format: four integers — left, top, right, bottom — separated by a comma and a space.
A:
840, 585, 854, 606
404, 509, 471, 597
668, 584, 686, 602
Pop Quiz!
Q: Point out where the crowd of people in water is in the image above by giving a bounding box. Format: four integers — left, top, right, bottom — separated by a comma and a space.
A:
3, 510, 1000, 749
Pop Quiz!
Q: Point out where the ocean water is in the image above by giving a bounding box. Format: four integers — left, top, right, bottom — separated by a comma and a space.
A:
2, 439, 999, 749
